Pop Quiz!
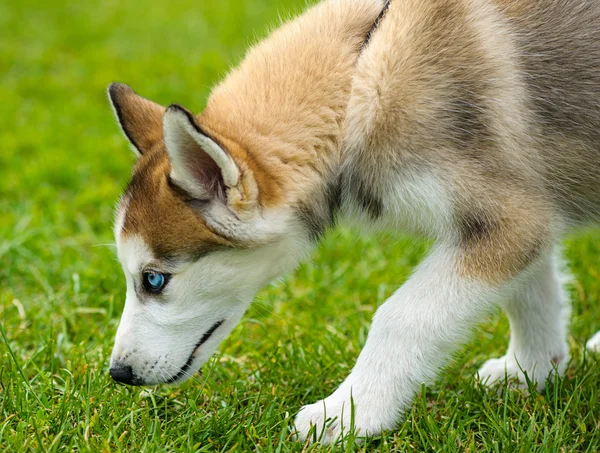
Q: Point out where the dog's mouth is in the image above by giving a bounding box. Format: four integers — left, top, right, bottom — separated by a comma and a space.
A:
166, 319, 225, 384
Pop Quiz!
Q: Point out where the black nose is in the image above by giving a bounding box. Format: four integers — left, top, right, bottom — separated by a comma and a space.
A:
110, 363, 134, 385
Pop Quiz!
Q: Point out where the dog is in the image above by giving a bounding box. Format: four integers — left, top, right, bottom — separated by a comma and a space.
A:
107, 0, 600, 443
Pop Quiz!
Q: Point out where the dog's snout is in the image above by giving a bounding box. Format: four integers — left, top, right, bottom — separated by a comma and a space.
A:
110, 363, 135, 385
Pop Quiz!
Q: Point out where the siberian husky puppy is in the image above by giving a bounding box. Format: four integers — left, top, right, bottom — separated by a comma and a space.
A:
107, 0, 600, 443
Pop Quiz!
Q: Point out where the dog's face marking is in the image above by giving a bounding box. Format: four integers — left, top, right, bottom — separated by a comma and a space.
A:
119, 148, 232, 259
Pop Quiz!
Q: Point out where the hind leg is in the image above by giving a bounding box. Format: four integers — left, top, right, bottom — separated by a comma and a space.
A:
477, 253, 570, 390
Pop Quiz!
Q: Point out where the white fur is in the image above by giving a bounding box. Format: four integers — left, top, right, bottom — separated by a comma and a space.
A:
586, 331, 600, 353
338, 165, 456, 242
113, 194, 130, 241
113, 151, 577, 443
203, 204, 299, 245
477, 253, 570, 389
378, 171, 455, 239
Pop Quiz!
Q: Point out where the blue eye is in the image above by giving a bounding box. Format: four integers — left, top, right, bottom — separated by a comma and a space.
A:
142, 272, 169, 293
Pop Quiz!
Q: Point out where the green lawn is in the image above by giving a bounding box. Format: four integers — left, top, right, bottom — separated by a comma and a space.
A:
2, 0, 600, 451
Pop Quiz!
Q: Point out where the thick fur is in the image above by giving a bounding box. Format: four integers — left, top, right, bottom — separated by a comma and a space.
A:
107, 0, 600, 444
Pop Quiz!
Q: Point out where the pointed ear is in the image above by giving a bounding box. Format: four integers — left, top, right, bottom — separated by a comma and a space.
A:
107, 83, 165, 156
163, 104, 240, 201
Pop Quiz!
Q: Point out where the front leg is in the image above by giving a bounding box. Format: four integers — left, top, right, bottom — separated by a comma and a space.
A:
295, 238, 546, 444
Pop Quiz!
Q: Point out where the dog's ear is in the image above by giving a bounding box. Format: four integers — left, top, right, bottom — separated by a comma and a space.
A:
163, 104, 240, 202
108, 83, 166, 156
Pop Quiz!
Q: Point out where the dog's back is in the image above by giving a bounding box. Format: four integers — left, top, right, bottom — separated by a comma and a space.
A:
507, 0, 600, 221
343, 0, 600, 234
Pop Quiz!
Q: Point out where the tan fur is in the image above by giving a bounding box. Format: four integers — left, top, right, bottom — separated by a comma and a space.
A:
112, 0, 384, 256
199, 0, 385, 209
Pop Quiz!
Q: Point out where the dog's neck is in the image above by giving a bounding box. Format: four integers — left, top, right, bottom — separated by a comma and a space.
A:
199, 0, 386, 210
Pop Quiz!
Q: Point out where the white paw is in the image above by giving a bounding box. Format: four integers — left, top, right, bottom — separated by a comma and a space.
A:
294, 386, 396, 444
586, 331, 600, 353
477, 353, 566, 391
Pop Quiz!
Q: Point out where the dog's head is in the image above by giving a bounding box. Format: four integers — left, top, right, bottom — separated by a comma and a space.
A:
107, 83, 308, 385
104, 0, 382, 386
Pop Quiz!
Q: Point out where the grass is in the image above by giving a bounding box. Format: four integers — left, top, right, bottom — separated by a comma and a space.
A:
1, 0, 600, 451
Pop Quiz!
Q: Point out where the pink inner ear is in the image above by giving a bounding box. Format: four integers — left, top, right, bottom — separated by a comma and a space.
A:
164, 105, 230, 201
184, 147, 226, 200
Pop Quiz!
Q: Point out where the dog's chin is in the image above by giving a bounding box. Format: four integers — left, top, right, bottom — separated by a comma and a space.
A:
162, 342, 219, 386
164, 357, 205, 386
163, 371, 199, 386
130, 359, 203, 387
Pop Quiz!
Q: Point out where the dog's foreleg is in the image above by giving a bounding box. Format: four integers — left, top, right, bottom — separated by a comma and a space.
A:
294, 243, 526, 443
